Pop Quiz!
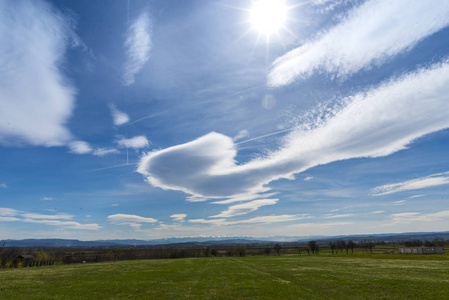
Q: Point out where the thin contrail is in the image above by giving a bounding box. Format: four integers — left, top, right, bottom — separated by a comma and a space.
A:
127, 0, 130, 24
125, 0, 130, 164
235, 127, 296, 145
81, 163, 137, 174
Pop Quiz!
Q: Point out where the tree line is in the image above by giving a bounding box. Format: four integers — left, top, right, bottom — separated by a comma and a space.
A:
1, 238, 447, 268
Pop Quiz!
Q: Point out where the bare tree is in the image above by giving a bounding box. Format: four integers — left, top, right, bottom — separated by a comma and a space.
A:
274, 244, 282, 256
361, 241, 375, 253
264, 247, 271, 256
235, 246, 246, 257
337, 240, 347, 254
308, 241, 319, 254
347, 240, 356, 254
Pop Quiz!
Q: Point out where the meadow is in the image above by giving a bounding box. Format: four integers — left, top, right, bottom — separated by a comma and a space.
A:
1, 253, 448, 299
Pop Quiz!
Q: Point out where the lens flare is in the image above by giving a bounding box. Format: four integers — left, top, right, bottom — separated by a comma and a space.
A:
262, 94, 276, 110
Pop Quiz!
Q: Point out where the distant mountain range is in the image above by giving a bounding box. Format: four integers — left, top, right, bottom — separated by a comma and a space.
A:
1, 231, 448, 247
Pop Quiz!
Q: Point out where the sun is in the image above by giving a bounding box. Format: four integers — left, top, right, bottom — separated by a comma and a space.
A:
250, 0, 288, 36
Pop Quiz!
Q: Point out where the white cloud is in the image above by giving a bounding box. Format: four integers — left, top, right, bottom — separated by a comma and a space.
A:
108, 104, 129, 126
409, 194, 425, 199
170, 214, 187, 222
371, 172, 449, 196
233, 130, 249, 141
210, 199, 278, 218
281, 221, 354, 234
138, 62, 449, 204
322, 214, 353, 219
268, 0, 449, 86
371, 211, 385, 214
0, 0, 79, 147
304, 176, 313, 181
0, 208, 19, 217
21, 218, 101, 230
389, 210, 449, 225
93, 147, 120, 157
211, 192, 279, 205
69, 141, 93, 154
310, 0, 349, 13
42, 197, 54, 201
393, 200, 406, 205
138, 132, 241, 198
189, 214, 311, 225
21, 213, 73, 220
123, 12, 152, 85
0, 183, 7, 188
108, 213, 158, 229
0, 207, 100, 230
0, 216, 20, 222
117, 136, 149, 149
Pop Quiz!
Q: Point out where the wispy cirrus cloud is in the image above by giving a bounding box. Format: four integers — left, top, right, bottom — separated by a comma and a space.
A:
0, 183, 7, 188
372, 172, 449, 196
268, 0, 449, 86
109, 104, 129, 126
0, 207, 100, 230
0, 0, 80, 147
138, 61, 449, 213
108, 213, 158, 229
123, 12, 152, 85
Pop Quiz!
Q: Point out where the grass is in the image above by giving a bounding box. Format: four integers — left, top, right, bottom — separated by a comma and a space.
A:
1, 254, 449, 299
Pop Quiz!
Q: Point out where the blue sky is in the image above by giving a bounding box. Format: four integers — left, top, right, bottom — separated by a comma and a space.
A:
1, 0, 449, 240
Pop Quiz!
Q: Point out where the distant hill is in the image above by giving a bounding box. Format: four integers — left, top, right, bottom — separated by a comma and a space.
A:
1, 231, 448, 247
0, 237, 264, 248
0, 239, 121, 247
308, 231, 449, 243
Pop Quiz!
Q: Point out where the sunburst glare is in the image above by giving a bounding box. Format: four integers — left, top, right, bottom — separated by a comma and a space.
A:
250, 0, 288, 36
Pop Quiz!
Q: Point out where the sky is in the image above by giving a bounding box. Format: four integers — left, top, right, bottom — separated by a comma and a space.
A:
1, 0, 449, 240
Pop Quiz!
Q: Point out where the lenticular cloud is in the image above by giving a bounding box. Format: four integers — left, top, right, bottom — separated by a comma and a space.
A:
138, 62, 449, 200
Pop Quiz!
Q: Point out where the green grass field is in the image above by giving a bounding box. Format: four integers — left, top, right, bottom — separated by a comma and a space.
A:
1, 254, 448, 299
